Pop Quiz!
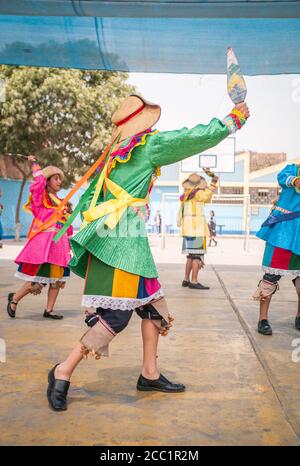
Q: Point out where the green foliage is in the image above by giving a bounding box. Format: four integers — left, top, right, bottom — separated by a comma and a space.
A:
0, 65, 135, 185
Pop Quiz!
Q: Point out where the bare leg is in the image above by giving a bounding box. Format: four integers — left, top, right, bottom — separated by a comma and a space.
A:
141, 319, 160, 380
190, 259, 200, 284
293, 278, 300, 317
297, 297, 300, 318
46, 286, 60, 312
184, 258, 192, 281
11, 282, 33, 311
259, 295, 272, 321
55, 342, 84, 381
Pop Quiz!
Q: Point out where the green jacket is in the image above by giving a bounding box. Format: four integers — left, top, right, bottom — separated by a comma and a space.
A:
69, 118, 229, 278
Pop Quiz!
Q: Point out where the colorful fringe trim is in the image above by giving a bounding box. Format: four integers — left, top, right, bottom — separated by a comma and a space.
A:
82, 254, 163, 311
96, 129, 159, 176
262, 243, 300, 276
222, 108, 247, 134
182, 236, 207, 254
15, 262, 70, 284
179, 187, 201, 202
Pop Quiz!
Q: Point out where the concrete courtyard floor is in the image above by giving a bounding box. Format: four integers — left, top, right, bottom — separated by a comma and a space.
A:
0, 236, 300, 446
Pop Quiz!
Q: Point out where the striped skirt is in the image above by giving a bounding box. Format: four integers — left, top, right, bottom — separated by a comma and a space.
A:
82, 254, 164, 311
262, 242, 300, 276
182, 236, 207, 255
15, 262, 70, 284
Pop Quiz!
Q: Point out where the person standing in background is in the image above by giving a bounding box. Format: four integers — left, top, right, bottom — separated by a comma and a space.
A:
208, 210, 217, 247
154, 210, 162, 234
178, 171, 219, 289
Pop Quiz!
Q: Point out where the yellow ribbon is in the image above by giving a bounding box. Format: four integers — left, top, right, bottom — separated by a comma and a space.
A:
82, 176, 148, 230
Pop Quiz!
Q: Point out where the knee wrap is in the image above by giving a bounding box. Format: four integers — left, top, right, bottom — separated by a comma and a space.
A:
253, 279, 279, 302
50, 281, 65, 289
136, 303, 174, 336
136, 303, 163, 321
29, 282, 45, 295
80, 320, 116, 359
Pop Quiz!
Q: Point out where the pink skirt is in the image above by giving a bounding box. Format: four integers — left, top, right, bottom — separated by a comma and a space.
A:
15, 230, 72, 268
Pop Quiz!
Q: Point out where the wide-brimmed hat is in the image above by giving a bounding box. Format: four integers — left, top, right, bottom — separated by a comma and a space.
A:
182, 172, 207, 190
111, 94, 161, 142
43, 166, 64, 182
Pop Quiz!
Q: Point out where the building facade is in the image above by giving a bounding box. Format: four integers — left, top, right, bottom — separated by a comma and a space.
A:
147, 151, 299, 235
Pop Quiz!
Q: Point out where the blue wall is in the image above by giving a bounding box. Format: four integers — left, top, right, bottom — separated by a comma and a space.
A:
203, 204, 270, 235
148, 185, 270, 235
148, 185, 179, 233
0, 177, 271, 238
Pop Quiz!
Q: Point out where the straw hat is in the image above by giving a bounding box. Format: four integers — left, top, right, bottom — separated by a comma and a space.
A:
43, 166, 64, 182
182, 172, 208, 190
111, 95, 161, 142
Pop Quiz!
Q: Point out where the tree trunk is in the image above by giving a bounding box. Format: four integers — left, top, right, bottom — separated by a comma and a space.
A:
15, 176, 27, 241
10, 156, 31, 241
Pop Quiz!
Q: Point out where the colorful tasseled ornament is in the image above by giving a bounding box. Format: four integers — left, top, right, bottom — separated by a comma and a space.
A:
227, 47, 247, 104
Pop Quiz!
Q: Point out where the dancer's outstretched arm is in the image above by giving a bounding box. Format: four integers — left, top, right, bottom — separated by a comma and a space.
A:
277, 164, 300, 190
147, 103, 249, 168
27, 155, 47, 207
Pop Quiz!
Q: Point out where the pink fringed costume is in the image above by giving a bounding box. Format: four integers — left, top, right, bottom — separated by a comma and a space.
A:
15, 163, 73, 285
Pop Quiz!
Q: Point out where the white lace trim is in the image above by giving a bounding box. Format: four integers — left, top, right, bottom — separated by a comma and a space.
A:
15, 271, 69, 284
262, 266, 300, 277
82, 289, 164, 311
183, 249, 206, 254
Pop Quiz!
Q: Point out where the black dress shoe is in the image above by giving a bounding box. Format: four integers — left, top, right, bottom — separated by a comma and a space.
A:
7, 292, 17, 318
182, 280, 190, 287
137, 374, 185, 393
43, 310, 63, 320
47, 364, 70, 411
295, 316, 300, 331
188, 282, 210, 290
258, 319, 273, 335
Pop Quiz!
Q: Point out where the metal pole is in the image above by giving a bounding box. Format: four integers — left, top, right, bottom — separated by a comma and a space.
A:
243, 195, 250, 252
161, 193, 166, 250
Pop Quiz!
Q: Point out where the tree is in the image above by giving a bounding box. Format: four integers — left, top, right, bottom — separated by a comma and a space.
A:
0, 65, 135, 239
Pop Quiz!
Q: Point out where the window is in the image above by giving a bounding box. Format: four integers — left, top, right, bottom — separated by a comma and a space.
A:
221, 187, 243, 195
258, 189, 269, 198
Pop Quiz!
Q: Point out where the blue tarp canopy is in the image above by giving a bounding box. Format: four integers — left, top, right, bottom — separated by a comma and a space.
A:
0, 1, 300, 74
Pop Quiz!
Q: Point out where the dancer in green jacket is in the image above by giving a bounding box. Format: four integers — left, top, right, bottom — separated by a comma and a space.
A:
47, 94, 249, 411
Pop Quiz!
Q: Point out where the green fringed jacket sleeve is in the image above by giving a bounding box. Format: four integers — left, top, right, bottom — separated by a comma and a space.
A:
147, 118, 229, 167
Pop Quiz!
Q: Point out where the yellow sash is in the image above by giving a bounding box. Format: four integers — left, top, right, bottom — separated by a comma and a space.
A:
82, 166, 148, 230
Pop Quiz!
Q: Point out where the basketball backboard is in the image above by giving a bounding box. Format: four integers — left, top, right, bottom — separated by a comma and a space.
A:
181, 137, 235, 174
